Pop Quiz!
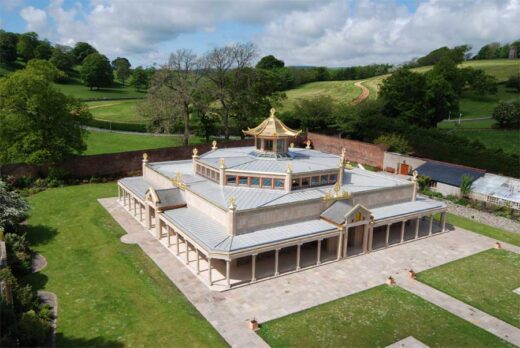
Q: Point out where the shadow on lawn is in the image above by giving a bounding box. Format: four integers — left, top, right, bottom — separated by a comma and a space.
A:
25, 224, 58, 247
56, 335, 125, 348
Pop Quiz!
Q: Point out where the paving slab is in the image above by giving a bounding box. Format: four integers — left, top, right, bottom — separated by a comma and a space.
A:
99, 197, 519, 348
386, 336, 429, 348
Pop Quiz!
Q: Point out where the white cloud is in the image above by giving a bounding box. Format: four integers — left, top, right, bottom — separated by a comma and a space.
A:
16, 0, 520, 67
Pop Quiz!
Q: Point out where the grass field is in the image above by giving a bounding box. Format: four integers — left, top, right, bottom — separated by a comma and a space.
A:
258, 285, 510, 347
453, 129, 520, 155
84, 130, 203, 155
440, 213, 520, 247
24, 183, 227, 347
417, 249, 520, 328
280, 80, 362, 110
459, 85, 518, 118
54, 80, 146, 100
86, 99, 146, 123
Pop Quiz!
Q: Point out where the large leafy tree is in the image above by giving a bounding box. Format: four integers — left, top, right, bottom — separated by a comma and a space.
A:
112, 57, 131, 85
49, 47, 74, 72
0, 69, 91, 164
16, 32, 39, 62
34, 40, 53, 60
0, 30, 18, 64
256, 55, 285, 70
132, 66, 150, 91
71, 42, 98, 64
80, 53, 113, 90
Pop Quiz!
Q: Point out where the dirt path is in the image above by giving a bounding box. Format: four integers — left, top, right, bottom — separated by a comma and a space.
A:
350, 81, 370, 105
87, 102, 123, 109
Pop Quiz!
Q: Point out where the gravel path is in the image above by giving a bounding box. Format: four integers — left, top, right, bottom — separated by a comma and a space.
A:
445, 201, 520, 233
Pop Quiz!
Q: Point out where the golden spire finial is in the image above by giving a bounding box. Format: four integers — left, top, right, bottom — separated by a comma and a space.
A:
228, 196, 236, 210
211, 140, 217, 150
192, 147, 199, 157
345, 161, 354, 170
412, 170, 418, 181
143, 153, 148, 162
290, 142, 295, 148
269, 107, 276, 118
341, 147, 346, 157
305, 139, 311, 149
219, 158, 225, 169
333, 181, 341, 195
286, 163, 292, 174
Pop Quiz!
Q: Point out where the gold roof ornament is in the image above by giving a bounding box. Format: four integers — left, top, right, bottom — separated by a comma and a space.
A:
172, 171, 187, 190
211, 140, 218, 150
243, 108, 301, 138
290, 142, 295, 148
412, 170, 418, 182
369, 215, 375, 225
322, 181, 351, 201
305, 139, 312, 149
341, 147, 346, 157
345, 161, 354, 170
228, 195, 236, 210
286, 163, 292, 174
219, 158, 225, 169
142, 153, 148, 162
192, 147, 199, 158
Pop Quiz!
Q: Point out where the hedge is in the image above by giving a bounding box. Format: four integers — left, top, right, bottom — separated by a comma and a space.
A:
86, 118, 147, 132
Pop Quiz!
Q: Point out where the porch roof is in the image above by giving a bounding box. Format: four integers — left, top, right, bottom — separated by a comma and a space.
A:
370, 197, 446, 221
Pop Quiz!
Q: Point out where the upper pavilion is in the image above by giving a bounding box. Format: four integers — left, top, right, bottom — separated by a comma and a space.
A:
243, 108, 301, 159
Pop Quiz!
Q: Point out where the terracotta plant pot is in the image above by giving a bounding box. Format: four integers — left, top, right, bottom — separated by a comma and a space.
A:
249, 319, 259, 331
408, 270, 416, 279
495, 242, 502, 249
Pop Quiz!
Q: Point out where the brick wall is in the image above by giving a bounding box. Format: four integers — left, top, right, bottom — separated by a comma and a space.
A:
1, 139, 253, 180
306, 132, 387, 169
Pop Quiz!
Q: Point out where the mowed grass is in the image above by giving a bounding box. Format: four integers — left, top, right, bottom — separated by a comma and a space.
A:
417, 249, 520, 328
459, 84, 519, 118
280, 80, 362, 110
440, 213, 520, 247
54, 80, 146, 100
83, 130, 203, 155
24, 183, 227, 347
454, 129, 520, 155
258, 285, 511, 347
86, 99, 147, 123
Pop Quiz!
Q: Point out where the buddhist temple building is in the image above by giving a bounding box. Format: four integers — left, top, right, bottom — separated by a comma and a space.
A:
117, 108, 448, 291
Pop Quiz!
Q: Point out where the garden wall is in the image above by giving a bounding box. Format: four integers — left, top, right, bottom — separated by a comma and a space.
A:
1, 139, 253, 180
306, 132, 387, 169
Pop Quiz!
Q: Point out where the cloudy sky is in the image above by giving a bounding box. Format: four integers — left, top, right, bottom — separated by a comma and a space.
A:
1, 0, 519, 67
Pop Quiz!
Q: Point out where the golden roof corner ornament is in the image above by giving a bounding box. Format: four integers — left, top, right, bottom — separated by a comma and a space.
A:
345, 161, 354, 170
290, 142, 295, 148
369, 215, 375, 225
142, 153, 148, 162
228, 195, 236, 210
172, 171, 187, 190
305, 140, 312, 149
211, 140, 218, 150
270, 107, 276, 118
192, 147, 199, 158
412, 170, 418, 182
219, 158, 225, 169
286, 163, 292, 174
341, 147, 346, 157
322, 182, 351, 201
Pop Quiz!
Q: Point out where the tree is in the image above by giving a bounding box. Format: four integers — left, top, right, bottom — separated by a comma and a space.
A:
49, 47, 74, 72
132, 66, 149, 91
506, 74, 520, 92
374, 134, 412, 154
80, 53, 113, 90
34, 40, 52, 60
492, 101, 520, 129
476, 42, 501, 59
0, 69, 92, 164
16, 32, 39, 62
26, 59, 65, 82
0, 181, 30, 232
460, 174, 474, 198
256, 55, 285, 70
462, 67, 497, 95
291, 95, 337, 132
0, 31, 18, 64
71, 41, 97, 64
112, 57, 131, 85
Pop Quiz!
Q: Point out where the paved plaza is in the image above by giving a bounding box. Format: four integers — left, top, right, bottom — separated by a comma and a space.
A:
100, 197, 520, 347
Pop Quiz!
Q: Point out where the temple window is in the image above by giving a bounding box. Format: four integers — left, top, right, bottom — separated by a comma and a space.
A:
329, 174, 337, 184
239, 177, 248, 186
256, 139, 261, 150
276, 139, 285, 152
227, 175, 237, 185
264, 139, 273, 151
251, 177, 260, 186
320, 175, 328, 185
274, 179, 284, 189
292, 178, 301, 189
301, 177, 310, 187
311, 176, 320, 186
262, 178, 272, 187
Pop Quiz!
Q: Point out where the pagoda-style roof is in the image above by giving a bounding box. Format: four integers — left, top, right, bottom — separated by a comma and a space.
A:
243, 108, 301, 137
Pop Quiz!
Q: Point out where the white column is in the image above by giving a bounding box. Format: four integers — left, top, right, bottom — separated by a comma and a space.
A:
362, 225, 369, 252
139, 204, 143, 222
337, 231, 343, 260
343, 228, 349, 258
208, 258, 213, 286
400, 221, 405, 243
441, 212, 447, 232
428, 215, 434, 236
167, 226, 171, 247
317, 239, 322, 265
274, 249, 280, 276
368, 227, 374, 252
133, 198, 137, 216
185, 241, 189, 264
155, 218, 161, 239
251, 254, 257, 282
415, 217, 420, 239
118, 185, 121, 201
196, 250, 200, 275
175, 234, 180, 255
385, 224, 391, 247
226, 260, 231, 288
296, 244, 301, 270
145, 205, 151, 230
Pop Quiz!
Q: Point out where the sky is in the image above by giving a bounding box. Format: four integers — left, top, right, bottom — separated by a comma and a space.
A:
1, 0, 519, 67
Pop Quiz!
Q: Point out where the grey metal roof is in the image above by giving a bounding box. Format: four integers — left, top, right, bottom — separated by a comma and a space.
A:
162, 207, 337, 252
320, 200, 353, 224
472, 173, 520, 204
119, 176, 151, 200
370, 197, 446, 221
155, 188, 186, 208
415, 161, 485, 187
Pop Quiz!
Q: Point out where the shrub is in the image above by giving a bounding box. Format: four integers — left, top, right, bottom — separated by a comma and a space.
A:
460, 174, 474, 198
506, 74, 520, 92
374, 133, 412, 154
492, 101, 520, 129
16, 310, 51, 347
0, 181, 30, 232
417, 175, 431, 191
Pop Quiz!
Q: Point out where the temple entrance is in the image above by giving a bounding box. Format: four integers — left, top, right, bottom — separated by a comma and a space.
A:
347, 225, 365, 256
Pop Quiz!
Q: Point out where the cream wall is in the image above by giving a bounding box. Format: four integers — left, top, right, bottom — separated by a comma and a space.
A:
184, 190, 228, 225
143, 166, 174, 189
383, 152, 426, 174
352, 185, 414, 209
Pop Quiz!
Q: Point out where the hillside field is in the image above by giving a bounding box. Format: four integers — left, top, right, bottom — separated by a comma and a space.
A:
86, 99, 146, 123
280, 80, 363, 110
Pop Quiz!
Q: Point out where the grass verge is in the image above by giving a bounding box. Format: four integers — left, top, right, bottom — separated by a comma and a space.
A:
417, 249, 520, 328
258, 285, 511, 347
23, 183, 227, 347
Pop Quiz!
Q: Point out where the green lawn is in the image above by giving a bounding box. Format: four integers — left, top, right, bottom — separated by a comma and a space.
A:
441, 213, 520, 247
24, 183, 227, 347
54, 80, 146, 100
84, 130, 203, 155
437, 118, 496, 129
86, 99, 147, 123
453, 129, 520, 155
258, 285, 511, 347
280, 80, 362, 110
459, 85, 519, 118
417, 249, 520, 328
